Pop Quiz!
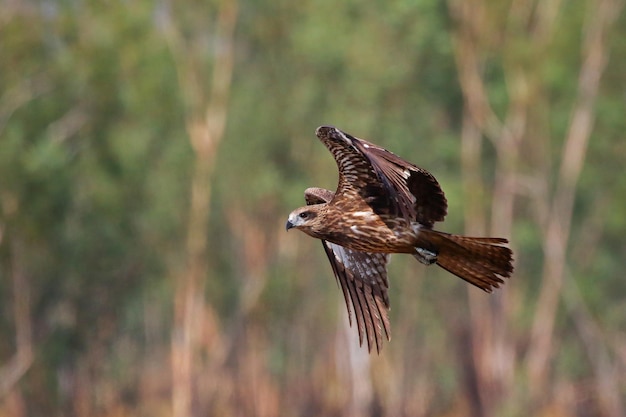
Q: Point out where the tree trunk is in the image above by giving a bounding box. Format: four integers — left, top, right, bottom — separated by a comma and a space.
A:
164, 1, 239, 416
526, 0, 624, 400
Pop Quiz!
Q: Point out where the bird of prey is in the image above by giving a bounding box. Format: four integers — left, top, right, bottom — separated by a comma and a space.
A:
286, 126, 514, 353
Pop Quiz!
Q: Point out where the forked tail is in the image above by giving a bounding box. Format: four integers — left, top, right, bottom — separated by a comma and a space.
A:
417, 229, 514, 292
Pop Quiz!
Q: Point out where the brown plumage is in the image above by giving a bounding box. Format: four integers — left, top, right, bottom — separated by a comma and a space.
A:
286, 126, 514, 353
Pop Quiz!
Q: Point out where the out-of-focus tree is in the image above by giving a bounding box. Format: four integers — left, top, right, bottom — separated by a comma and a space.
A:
449, 0, 625, 415
1, 0, 625, 416
158, 1, 239, 416
0, 2, 189, 415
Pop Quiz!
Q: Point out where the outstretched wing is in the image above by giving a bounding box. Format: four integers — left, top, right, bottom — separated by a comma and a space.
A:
315, 126, 448, 227
322, 242, 390, 353
305, 187, 391, 353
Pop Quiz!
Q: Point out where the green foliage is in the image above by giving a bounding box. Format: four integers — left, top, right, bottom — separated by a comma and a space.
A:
1, 0, 625, 415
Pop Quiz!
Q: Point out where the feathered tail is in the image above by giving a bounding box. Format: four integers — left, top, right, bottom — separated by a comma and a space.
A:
416, 229, 514, 292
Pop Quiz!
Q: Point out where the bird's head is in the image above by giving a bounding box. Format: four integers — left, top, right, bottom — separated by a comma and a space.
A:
285, 205, 324, 236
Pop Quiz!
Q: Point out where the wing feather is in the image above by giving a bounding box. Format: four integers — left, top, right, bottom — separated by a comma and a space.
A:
305, 187, 391, 352
315, 126, 448, 227
350, 136, 448, 227
321, 242, 391, 353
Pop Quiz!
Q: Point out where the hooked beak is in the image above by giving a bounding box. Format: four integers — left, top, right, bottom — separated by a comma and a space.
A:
285, 219, 294, 231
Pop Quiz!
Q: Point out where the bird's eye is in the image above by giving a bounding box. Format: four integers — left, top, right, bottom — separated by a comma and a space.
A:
299, 212, 309, 219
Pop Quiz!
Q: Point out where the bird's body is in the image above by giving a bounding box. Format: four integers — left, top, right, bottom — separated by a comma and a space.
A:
286, 126, 514, 352
299, 200, 419, 254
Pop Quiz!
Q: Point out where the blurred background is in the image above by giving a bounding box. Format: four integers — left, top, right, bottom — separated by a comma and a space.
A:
1, 0, 625, 416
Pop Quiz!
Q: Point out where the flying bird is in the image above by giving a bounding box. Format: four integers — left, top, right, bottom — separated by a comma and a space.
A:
286, 126, 514, 353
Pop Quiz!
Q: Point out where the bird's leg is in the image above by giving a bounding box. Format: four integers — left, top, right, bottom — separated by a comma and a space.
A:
413, 248, 437, 265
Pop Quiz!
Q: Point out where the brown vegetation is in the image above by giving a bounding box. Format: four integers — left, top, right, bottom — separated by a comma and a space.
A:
1, 0, 625, 416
